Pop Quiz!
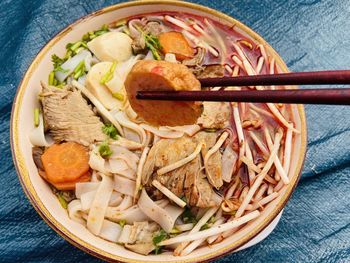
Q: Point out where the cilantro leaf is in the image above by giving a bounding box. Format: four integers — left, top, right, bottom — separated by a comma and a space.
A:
102, 124, 119, 140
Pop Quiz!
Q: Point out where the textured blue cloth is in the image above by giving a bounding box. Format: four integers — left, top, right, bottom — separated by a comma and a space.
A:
1, 0, 349, 262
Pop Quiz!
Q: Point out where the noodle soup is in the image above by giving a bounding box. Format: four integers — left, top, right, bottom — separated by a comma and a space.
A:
23, 7, 303, 260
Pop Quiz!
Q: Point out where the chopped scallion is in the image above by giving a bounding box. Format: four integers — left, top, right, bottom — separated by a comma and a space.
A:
102, 124, 119, 140
112, 92, 124, 101
48, 71, 55, 85
34, 108, 40, 127
99, 141, 113, 158
100, 61, 117, 84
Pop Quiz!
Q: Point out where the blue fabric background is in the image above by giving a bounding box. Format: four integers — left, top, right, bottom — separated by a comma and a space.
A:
1, 0, 349, 262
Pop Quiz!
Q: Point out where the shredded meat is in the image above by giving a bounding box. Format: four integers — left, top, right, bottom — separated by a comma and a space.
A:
142, 132, 222, 207
40, 83, 107, 146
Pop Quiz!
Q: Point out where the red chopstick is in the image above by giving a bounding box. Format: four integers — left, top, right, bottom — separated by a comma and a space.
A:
136, 88, 350, 105
136, 70, 350, 105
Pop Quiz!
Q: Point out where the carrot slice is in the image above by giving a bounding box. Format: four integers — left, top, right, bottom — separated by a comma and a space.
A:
159, 31, 194, 61
41, 142, 90, 184
51, 171, 92, 191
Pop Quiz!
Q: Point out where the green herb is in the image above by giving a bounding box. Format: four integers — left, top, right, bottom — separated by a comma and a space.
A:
48, 71, 55, 86
170, 227, 180, 234
34, 108, 40, 127
144, 34, 162, 60
100, 61, 117, 84
154, 246, 163, 255
200, 223, 210, 231
51, 54, 65, 68
102, 124, 119, 140
204, 128, 217, 133
182, 207, 197, 224
57, 193, 68, 209
53, 65, 69, 73
98, 141, 113, 158
114, 19, 127, 28
73, 60, 86, 79
152, 229, 168, 255
112, 92, 124, 101
118, 220, 126, 227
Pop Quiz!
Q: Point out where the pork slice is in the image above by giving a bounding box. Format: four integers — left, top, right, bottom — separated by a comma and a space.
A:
41, 83, 107, 146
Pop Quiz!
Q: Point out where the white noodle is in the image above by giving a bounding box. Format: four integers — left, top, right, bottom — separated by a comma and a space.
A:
134, 146, 149, 199
263, 129, 290, 185
114, 175, 135, 196
165, 15, 193, 31
87, 174, 114, 235
233, 105, 245, 162
235, 131, 282, 218
256, 56, 264, 74
141, 123, 184, 139
284, 126, 293, 176
244, 140, 256, 184
240, 155, 261, 173
205, 18, 226, 64
160, 211, 260, 246
254, 183, 268, 202
248, 131, 270, 157
114, 111, 147, 146
157, 143, 203, 176
68, 200, 85, 225
251, 192, 279, 210
152, 180, 186, 208
204, 132, 229, 186
181, 217, 225, 256
175, 223, 194, 232
175, 207, 218, 255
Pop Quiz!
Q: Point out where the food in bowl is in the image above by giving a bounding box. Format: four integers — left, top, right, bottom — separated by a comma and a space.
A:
28, 11, 299, 257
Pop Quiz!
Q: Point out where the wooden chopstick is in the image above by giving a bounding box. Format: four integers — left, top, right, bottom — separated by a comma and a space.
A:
199, 70, 350, 87
136, 88, 350, 105
136, 70, 350, 105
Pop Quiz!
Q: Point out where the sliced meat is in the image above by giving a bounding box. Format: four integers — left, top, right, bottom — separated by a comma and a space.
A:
40, 83, 107, 146
124, 221, 159, 255
142, 133, 221, 207
196, 64, 225, 79
125, 60, 202, 126
197, 102, 230, 129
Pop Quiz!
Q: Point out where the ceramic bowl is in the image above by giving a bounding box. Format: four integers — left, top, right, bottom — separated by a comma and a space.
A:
11, 1, 307, 262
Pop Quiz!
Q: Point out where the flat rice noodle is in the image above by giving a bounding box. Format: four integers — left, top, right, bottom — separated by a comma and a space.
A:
140, 124, 184, 139
109, 145, 139, 171
114, 111, 146, 146
221, 145, 238, 183
105, 205, 149, 224
67, 199, 85, 225
89, 147, 108, 174
80, 190, 96, 211
109, 191, 123, 207
75, 182, 100, 198
138, 189, 184, 233
29, 112, 53, 147
105, 199, 168, 224
118, 225, 132, 243
110, 136, 142, 150
114, 195, 133, 211
99, 220, 122, 243
87, 174, 114, 235
114, 175, 136, 196
165, 124, 201, 136
108, 159, 129, 173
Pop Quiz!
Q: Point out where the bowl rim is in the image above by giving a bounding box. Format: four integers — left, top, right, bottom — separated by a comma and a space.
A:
10, 0, 308, 262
